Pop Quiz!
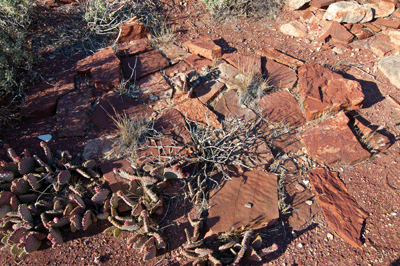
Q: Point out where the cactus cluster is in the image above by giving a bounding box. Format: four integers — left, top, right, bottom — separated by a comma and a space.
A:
180, 219, 278, 265
0, 143, 109, 257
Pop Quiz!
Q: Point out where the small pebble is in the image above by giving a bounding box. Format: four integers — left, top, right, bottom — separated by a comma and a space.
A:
303, 180, 310, 185
297, 243, 303, 248
305, 200, 313, 206
327, 233, 334, 240
245, 202, 253, 208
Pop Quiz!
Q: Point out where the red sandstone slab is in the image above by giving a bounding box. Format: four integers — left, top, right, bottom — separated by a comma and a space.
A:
56, 90, 93, 138
157, 43, 191, 64
90, 92, 153, 131
165, 62, 195, 78
206, 168, 279, 236
20, 71, 75, 118
308, 168, 368, 248
117, 17, 150, 43
300, 111, 370, 164
310, 0, 338, 8
298, 63, 364, 121
213, 89, 257, 121
135, 72, 173, 111
184, 54, 213, 72
121, 50, 170, 80
259, 90, 306, 127
264, 59, 298, 89
222, 53, 261, 75
194, 80, 225, 105
257, 49, 304, 68
373, 18, 400, 29
184, 37, 222, 60
116, 39, 152, 57
154, 108, 191, 143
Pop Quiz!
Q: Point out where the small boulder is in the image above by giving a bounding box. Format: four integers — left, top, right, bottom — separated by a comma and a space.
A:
287, 0, 311, 10
280, 21, 308, 37
364, 1, 395, 18
117, 17, 150, 43
323, 1, 373, 23
183, 37, 222, 60
121, 50, 170, 80
378, 55, 400, 89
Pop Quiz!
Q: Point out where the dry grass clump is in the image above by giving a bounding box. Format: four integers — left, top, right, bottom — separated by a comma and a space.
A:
204, 0, 283, 20
105, 111, 154, 159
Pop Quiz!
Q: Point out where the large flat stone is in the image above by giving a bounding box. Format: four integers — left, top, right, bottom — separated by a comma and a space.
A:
183, 37, 222, 60
264, 59, 297, 90
213, 89, 257, 121
90, 92, 153, 131
56, 90, 93, 138
364, 1, 395, 18
83, 137, 113, 161
184, 54, 213, 72
154, 108, 191, 144
257, 48, 304, 69
280, 21, 308, 38
300, 111, 370, 164
20, 71, 75, 118
259, 90, 306, 127
76, 46, 121, 92
194, 80, 225, 105
173, 93, 221, 128
121, 50, 170, 80
165, 62, 195, 78
308, 168, 368, 248
378, 55, 400, 89
216, 61, 242, 90
116, 39, 152, 57
157, 43, 191, 64
222, 53, 261, 75
206, 168, 279, 236
298, 63, 364, 121
135, 72, 173, 111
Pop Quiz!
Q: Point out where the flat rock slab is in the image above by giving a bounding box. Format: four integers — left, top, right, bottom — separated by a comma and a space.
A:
222, 53, 261, 75
318, 21, 355, 43
308, 168, 368, 248
264, 59, 297, 89
121, 50, 170, 80
259, 90, 305, 127
280, 21, 308, 37
240, 137, 274, 170
83, 137, 113, 161
173, 93, 221, 128
165, 62, 195, 78
213, 89, 257, 121
135, 72, 173, 111
271, 130, 304, 155
101, 159, 135, 212
300, 111, 370, 164
216, 61, 242, 90
117, 17, 150, 43
285, 175, 320, 230
194, 80, 225, 105
184, 54, 212, 72
76, 46, 121, 92
20, 71, 75, 118
378, 55, 400, 89
157, 43, 191, 64
184, 37, 222, 60
364, 1, 395, 18
206, 168, 279, 236
90, 92, 153, 131
116, 39, 152, 57
257, 48, 304, 69
154, 108, 191, 143
298, 63, 364, 121
56, 90, 93, 138
323, 1, 373, 23
369, 34, 394, 57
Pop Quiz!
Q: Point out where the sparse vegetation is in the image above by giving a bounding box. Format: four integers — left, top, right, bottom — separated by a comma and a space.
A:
203, 0, 283, 20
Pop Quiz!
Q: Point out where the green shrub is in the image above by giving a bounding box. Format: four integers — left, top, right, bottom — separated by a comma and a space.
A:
0, 0, 36, 97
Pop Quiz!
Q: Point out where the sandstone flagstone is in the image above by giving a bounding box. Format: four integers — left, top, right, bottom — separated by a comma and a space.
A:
184, 54, 213, 72
213, 89, 257, 121
222, 53, 261, 75
308, 168, 368, 248
194, 80, 225, 105
154, 108, 191, 144
364, 1, 395, 18
298, 63, 364, 121
206, 168, 279, 236
257, 48, 304, 68
117, 17, 150, 43
378, 55, 400, 89
184, 37, 222, 60
157, 43, 191, 64
121, 50, 170, 80
116, 39, 152, 57
264, 59, 297, 90
280, 21, 308, 37
323, 1, 373, 23
300, 111, 370, 164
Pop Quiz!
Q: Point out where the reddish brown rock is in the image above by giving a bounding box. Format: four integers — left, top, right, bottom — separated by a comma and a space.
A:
369, 34, 394, 57
117, 17, 150, 43
300, 111, 370, 164
56, 90, 93, 138
271, 130, 304, 155
308, 168, 368, 248
194, 80, 225, 105
213, 89, 257, 121
364, 1, 395, 18
135, 72, 173, 111
309, 0, 337, 8
165, 62, 195, 78
100, 159, 134, 212
285, 175, 320, 230
216, 61, 242, 90
259, 90, 305, 127
240, 138, 274, 170
280, 21, 308, 38
257, 48, 304, 68
173, 93, 221, 128
116, 39, 152, 57
318, 22, 355, 43
364, 23, 381, 33
222, 53, 261, 75
298, 63, 364, 121
184, 54, 213, 72
83, 137, 113, 161
264, 59, 298, 89
183, 37, 222, 60
206, 168, 279, 236
76, 46, 121, 92
373, 18, 400, 29
154, 108, 191, 143
90, 92, 153, 131
157, 43, 191, 64
121, 50, 169, 80
20, 71, 75, 118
